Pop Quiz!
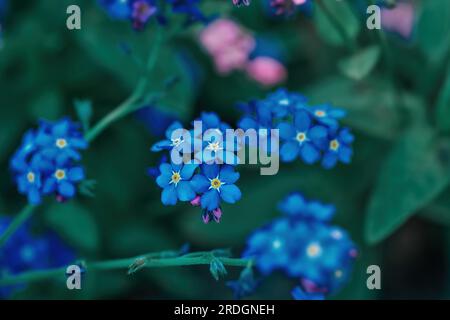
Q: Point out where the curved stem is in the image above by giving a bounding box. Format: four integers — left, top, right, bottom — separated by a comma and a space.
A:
84, 26, 165, 143
0, 204, 36, 248
0, 27, 166, 249
0, 252, 251, 287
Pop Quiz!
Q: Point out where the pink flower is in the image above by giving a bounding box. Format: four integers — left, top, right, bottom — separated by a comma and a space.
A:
381, 2, 415, 39
199, 19, 255, 74
246, 56, 287, 87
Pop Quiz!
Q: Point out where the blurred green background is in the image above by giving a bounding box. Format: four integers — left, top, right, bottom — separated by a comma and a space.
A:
0, 0, 449, 299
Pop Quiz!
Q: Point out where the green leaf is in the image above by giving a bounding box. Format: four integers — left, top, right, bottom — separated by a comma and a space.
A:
74, 99, 93, 132
417, 0, 450, 61
44, 202, 100, 252
313, 0, 360, 47
365, 127, 450, 244
421, 188, 450, 227
338, 46, 381, 81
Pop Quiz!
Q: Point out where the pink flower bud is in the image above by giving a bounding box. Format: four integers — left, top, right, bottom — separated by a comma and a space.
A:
213, 208, 222, 222
381, 2, 415, 39
190, 195, 201, 207
246, 56, 287, 87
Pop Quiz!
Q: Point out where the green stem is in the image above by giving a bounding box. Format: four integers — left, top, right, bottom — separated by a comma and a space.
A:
84, 26, 165, 143
0, 252, 251, 287
0, 204, 36, 248
0, 27, 166, 248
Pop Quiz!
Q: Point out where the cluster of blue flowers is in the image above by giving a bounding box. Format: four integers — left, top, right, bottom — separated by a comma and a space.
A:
238, 192, 357, 300
150, 112, 242, 223
99, 0, 210, 30
0, 216, 75, 298
238, 89, 354, 169
10, 118, 88, 205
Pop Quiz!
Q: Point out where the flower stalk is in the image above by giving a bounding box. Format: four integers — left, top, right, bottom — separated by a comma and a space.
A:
0, 251, 251, 287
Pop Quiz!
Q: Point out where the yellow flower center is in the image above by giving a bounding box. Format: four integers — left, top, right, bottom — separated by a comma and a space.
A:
27, 172, 35, 183
296, 132, 307, 143
171, 172, 181, 185
171, 137, 183, 147
330, 139, 340, 151
55, 169, 66, 180
315, 110, 326, 117
207, 141, 222, 152
56, 138, 68, 149
210, 178, 222, 190
306, 243, 322, 258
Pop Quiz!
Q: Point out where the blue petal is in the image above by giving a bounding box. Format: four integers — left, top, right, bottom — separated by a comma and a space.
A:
202, 164, 219, 179
238, 117, 258, 131
190, 174, 210, 193
329, 108, 346, 118
339, 128, 354, 144
161, 185, 178, 205
180, 163, 198, 180
176, 181, 196, 201
322, 152, 338, 169
156, 172, 171, 188
69, 137, 88, 149
300, 143, 320, 164
278, 122, 296, 140
151, 140, 171, 152
43, 178, 57, 194
308, 126, 328, 143
165, 121, 183, 139
68, 167, 85, 182
201, 112, 220, 128
27, 187, 41, 205
201, 189, 220, 211
219, 165, 239, 184
159, 163, 172, 176
280, 141, 300, 162
58, 181, 76, 198
52, 120, 69, 136
220, 184, 241, 204
338, 146, 352, 163
294, 110, 311, 132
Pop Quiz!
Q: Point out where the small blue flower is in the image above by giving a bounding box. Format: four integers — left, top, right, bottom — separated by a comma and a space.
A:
242, 192, 357, 298
278, 192, 335, 222
42, 165, 85, 200
136, 105, 178, 137
156, 161, 198, 205
0, 216, 75, 299
10, 118, 88, 204
291, 286, 324, 300
262, 88, 308, 118
190, 164, 241, 211
35, 118, 88, 163
321, 128, 354, 169
194, 131, 240, 165
278, 110, 329, 164
99, 0, 209, 29
243, 218, 293, 275
195, 112, 231, 135
308, 104, 346, 130
151, 121, 192, 153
